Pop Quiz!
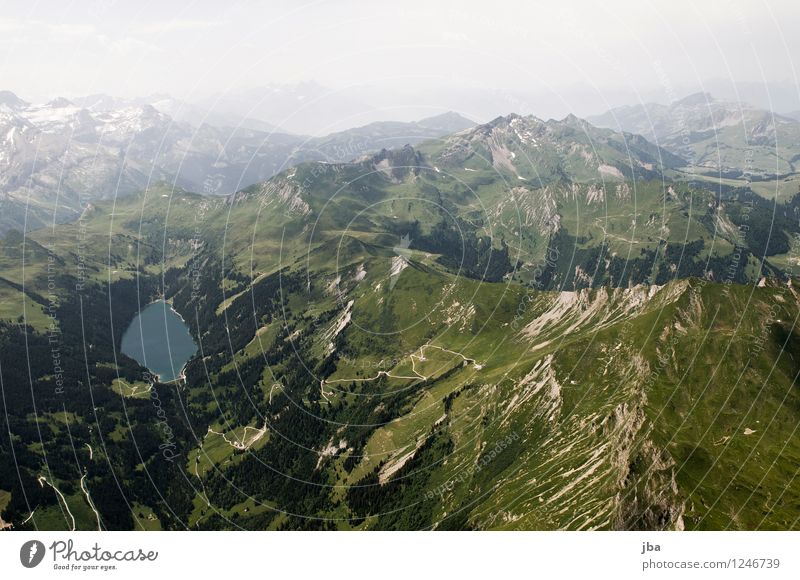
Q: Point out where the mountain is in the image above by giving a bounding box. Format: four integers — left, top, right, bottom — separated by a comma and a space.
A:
416, 111, 478, 133
194, 83, 480, 137
0, 89, 476, 234
196, 81, 377, 136
74, 92, 284, 133
2, 111, 799, 531
424, 113, 684, 183
0, 97, 179, 231
674, 79, 800, 116
588, 92, 800, 179
303, 112, 475, 162
0, 90, 28, 109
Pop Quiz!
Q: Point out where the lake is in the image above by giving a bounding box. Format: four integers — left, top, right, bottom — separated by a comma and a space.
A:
120, 300, 197, 382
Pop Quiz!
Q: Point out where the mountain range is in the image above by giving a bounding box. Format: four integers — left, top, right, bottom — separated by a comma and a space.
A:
589, 92, 800, 180
6, 86, 800, 237
0, 90, 474, 234
1, 97, 800, 531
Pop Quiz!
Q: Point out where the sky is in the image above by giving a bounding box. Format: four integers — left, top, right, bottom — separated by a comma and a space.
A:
1, 0, 799, 125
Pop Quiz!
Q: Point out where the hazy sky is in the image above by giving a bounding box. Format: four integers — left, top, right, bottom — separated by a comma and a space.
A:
1, 0, 799, 120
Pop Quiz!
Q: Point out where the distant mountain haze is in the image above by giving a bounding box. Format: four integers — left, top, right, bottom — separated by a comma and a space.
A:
588, 92, 800, 178
0, 89, 475, 234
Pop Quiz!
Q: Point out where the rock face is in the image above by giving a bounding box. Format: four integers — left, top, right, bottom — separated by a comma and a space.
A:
432, 113, 683, 183
371, 145, 427, 182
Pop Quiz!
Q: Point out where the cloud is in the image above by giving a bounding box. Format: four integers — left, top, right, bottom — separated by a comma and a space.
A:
0, 18, 97, 38
135, 19, 221, 36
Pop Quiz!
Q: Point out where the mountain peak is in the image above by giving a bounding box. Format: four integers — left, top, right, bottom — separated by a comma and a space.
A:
417, 111, 475, 133
481, 113, 526, 130
0, 90, 28, 109
45, 97, 75, 108
673, 92, 715, 107
560, 113, 592, 128
371, 144, 425, 181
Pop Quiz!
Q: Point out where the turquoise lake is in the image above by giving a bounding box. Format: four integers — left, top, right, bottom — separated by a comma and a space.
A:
120, 300, 197, 382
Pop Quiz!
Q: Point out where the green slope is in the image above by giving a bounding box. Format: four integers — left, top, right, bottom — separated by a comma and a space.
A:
1, 116, 799, 531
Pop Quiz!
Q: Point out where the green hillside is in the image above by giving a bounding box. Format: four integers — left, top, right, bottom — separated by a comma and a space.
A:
1, 115, 799, 531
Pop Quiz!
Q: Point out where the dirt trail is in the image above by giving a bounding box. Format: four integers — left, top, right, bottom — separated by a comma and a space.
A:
80, 472, 102, 530
320, 344, 481, 400
207, 421, 268, 451
38, 476, 75, 531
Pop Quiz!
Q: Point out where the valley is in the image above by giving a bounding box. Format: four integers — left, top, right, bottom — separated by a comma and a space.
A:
1, 109, 799, 531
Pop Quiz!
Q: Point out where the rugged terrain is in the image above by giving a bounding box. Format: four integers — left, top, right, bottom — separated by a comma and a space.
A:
0, 90, 473, 233
1, 112, 799, 530
589, 92, 800, 198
